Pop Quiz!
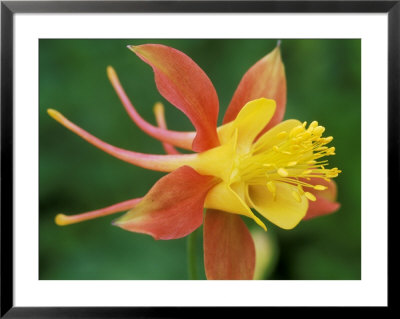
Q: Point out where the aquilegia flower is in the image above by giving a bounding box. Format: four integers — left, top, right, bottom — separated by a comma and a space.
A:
48, 43, 341, 280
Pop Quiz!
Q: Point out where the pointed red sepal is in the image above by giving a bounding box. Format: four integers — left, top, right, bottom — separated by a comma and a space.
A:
223, 45, 286, 134
204, 209, 255, 280
113, 166, 218, 240
129, 44, 220, 152
304, 196, 341, 220
304, 178, 340, 220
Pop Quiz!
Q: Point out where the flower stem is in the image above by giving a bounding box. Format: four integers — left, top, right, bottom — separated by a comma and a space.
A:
187, 228, 199, 280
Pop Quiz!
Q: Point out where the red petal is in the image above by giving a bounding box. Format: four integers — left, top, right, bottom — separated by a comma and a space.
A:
303, 178, 340, 220
203, 209, 255, 280
130, 44, 220, 152
113, 166, 217, 240
223, 45, 286, 134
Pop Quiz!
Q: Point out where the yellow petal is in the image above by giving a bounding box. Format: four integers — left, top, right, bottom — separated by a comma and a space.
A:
253, 119, 302, 154
248, 182, 308, 229
218, 98, 276, 154
190, 129, 238, 181
204, 182, 267, 231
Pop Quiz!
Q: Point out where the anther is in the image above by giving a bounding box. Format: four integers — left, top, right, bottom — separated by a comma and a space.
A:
313, 126, 325, 136
290, 125, 304, 137
323, 136, 333, 143
327, 147, 336, 155
277, 168, 289, 177
305, 192, 316, 201
313, 185, 327, 191
299, 131, 312, 141
276, 131, 288, 139
309, 121, 319, 129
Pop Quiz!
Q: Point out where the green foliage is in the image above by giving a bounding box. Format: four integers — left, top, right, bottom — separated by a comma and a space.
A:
39, 39, 361, 280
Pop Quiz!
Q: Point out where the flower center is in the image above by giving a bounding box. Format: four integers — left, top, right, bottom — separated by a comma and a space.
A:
230, 121, 341, 202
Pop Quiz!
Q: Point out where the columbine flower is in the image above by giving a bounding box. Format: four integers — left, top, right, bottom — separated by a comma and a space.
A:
48, 43, 341, 280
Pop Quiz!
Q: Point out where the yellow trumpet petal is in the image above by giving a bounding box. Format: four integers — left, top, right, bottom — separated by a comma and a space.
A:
248, 182, 308, 229
190, 129, 238, 181
218, 98, 276, 154
204, 182, 267, 231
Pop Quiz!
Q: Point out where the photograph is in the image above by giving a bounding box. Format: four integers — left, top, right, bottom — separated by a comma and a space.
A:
39, 39, 361, 281
1, 0, 395, 315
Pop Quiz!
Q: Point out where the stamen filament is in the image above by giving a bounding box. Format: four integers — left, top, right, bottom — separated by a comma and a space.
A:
238, 119, 340, 202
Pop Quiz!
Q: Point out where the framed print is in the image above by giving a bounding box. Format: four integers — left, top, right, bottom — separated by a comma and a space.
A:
1, 0, 396, 317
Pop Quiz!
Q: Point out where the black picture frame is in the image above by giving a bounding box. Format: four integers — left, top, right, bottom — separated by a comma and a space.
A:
1, 1, 396, 317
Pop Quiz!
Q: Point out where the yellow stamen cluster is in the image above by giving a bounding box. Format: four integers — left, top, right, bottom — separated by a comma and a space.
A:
233, 121, 341, 202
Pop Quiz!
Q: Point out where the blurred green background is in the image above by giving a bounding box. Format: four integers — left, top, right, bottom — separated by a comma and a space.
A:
39, 39, 361, 280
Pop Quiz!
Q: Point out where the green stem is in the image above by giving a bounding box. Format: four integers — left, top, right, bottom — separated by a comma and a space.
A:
187, 228, 198, 280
